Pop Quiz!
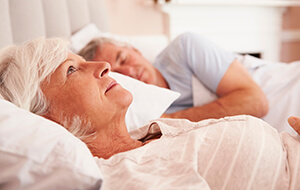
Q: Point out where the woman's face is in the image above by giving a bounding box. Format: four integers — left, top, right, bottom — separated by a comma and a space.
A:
41, 52, 132, 129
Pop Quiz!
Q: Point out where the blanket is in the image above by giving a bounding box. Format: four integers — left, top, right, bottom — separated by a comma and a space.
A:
193, 55, 300, 135
95, 115, 300, 189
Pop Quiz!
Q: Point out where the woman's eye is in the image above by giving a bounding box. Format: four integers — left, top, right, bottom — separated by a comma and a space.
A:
121, 57, 127, 65
67, 66, 77, 75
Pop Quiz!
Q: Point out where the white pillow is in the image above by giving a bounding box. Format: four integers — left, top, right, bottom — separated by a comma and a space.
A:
109, 72, 180, 131
0, 99, 102, 190
70, 23, 169, 63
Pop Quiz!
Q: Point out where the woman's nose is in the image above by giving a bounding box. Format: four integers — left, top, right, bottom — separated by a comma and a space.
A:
93, 61, 111, 78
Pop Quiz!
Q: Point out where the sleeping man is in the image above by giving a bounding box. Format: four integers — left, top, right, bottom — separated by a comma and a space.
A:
0, 37, 299, 189
78, 32, 300, 135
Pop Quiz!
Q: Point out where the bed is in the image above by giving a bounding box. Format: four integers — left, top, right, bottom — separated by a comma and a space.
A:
1, 0, 300, 189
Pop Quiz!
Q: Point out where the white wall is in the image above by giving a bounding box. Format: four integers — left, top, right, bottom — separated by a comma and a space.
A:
104, 0, 167, 35
104, 0, 300, 62
282, 7, 300, 62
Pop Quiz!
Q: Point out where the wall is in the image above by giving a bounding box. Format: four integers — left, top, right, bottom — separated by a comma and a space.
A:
104, 0, 167, 35
282, 7, 300, 62
105, 0, 300, 62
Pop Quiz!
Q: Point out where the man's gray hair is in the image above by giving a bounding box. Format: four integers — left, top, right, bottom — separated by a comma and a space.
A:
78, 37, 131, 61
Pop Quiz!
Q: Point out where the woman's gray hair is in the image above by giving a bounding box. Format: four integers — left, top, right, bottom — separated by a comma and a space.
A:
0, 37, 69, 115
78, 37, 131, 61
0, 37, 95, 143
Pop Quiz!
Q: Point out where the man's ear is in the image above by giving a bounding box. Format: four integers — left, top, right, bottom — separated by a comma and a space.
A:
288, 116, 300, 135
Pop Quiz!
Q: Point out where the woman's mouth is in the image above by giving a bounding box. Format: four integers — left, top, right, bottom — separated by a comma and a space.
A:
105, 80, 118, 94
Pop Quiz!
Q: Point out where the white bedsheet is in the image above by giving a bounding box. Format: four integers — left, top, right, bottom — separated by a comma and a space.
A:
193, 55, 300, 135
95, 116, 300, 189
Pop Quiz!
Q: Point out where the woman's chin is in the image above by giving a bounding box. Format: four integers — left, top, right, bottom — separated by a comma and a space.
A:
115, 89, 133, 110
123, 91, 133, 108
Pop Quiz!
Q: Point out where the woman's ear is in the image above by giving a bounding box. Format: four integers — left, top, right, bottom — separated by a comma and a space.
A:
288, 116, 300, 135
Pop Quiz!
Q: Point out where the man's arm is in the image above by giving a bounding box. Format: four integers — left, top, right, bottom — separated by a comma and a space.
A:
162, 59, 269, 121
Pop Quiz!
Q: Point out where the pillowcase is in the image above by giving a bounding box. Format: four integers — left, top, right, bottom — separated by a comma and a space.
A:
109, 72, 180, 132
0, 99, 102, 190
70, 23, 169, 63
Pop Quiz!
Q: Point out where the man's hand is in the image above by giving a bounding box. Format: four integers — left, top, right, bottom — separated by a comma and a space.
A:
288, 116, 300, 135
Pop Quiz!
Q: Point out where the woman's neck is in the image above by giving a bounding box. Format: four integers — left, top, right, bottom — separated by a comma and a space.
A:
88, 127, 143, 159
99, 140, 142, 159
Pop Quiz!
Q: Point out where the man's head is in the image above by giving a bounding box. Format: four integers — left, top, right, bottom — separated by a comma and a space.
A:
78, 37, 164, 87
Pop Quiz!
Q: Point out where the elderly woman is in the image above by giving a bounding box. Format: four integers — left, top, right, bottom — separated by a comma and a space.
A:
0, 38, 299, 189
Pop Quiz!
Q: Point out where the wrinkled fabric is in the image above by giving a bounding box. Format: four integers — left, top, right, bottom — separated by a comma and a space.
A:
96, 115, 300, 190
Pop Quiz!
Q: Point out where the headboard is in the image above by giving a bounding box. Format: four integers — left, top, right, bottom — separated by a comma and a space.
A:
0, 0, 109, 48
